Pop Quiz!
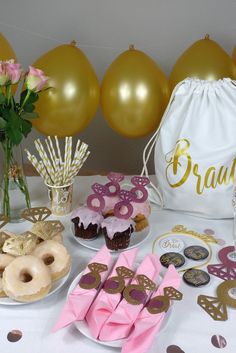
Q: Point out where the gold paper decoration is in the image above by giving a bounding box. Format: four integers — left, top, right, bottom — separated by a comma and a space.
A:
198, 280, 236, 321
104, 266, 135, 294
3, 232, 37, 256
123, 274, 156, 305
31, 220, 64, 241
0, 231, 11, 252
79, 262, 108, 290
21, 207, 51, 223
147, 287, 183, 315
0, 215, 9, 229
172, 225, 218, 244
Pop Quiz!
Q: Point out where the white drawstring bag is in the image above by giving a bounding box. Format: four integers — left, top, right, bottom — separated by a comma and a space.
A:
142, 78, 236, 219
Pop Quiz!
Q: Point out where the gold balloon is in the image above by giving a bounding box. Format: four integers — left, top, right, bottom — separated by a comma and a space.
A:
169, 35, 236, 90
0, 33, 17, 61
101, 46, 169, 138
33, 42, 99, 137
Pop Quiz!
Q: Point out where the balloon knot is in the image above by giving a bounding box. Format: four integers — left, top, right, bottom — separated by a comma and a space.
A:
70, 40, 77, 46
204, 34, 210, 40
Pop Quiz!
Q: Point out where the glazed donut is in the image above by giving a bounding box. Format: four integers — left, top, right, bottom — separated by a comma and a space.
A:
32, 240, 71, 281
2, 255, 52, 302
0, 254, 15, 297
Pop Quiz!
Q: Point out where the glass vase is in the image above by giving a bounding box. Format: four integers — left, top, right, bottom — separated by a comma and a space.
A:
0, 134, 31, 222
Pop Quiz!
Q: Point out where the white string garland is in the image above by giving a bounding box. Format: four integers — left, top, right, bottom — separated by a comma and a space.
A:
0, 18, 168, 54
0, 19, 127, 51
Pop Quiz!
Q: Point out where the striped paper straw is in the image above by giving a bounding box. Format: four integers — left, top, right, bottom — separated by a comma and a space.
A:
68, 150, 90, 180
72, 142, 88, 168
35, 139, 55, 183
25, 150, 51, 184
73, 139, 81, 161
55, 136, 63, 167
45, 138, 57, 171
48, 136, 58, 169
64, 137, 72, 184
25, 136, 90, 186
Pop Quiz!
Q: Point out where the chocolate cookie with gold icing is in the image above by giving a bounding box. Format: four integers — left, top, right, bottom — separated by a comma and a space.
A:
160, 252, 185, 268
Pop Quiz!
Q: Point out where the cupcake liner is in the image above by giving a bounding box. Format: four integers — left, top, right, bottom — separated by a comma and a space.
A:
73, 222, 99, 240
103, 229, 131, 251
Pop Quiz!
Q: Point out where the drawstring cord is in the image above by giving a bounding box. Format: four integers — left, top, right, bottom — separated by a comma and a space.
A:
140, 81, 185, 207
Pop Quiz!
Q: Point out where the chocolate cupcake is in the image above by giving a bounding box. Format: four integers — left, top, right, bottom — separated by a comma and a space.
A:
101, 216, 134, 251
71, 206, 104, 240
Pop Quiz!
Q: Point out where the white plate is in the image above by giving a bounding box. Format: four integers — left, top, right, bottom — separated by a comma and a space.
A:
68, 268, 169, 348
71, 224, 151, 253
0, 268, 71, 306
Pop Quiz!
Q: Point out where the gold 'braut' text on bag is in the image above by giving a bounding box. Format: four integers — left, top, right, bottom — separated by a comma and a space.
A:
142, 78, 236, 218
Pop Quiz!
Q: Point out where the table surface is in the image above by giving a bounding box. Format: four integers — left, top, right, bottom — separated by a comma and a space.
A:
1, 176, 236, 353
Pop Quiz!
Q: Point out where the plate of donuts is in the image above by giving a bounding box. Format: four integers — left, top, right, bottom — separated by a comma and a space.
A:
71, 225, 151, 253
0, 239, 72, 306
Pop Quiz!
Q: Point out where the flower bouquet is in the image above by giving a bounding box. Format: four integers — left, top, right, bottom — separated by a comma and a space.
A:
0, 60, 48, 221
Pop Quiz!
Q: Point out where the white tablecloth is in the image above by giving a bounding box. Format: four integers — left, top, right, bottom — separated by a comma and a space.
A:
1, 176, 236, 353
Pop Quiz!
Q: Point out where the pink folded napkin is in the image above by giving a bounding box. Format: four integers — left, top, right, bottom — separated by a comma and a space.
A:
122, 265, 182, 353
52, 245, 112, 332
99, 254, 160, 341
86, 248, 138, 338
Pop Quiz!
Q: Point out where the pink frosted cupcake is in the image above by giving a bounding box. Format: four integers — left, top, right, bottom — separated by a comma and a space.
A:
101, 216, 134, 251
71, 206, 104, 240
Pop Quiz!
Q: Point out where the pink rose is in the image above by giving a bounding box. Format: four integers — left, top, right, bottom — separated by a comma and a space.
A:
0, 61, 9, 85
25, 66, 48, 92
5, 60, 22, 84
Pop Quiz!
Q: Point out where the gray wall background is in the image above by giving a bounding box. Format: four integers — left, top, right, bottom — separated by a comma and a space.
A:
1, 0, 236, 174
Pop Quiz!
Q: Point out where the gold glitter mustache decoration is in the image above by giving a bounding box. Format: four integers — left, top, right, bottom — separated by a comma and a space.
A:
3, 232, 38, 256
123, 274, 156, 306
31, 220, 64, 241
147, 287, 183, 315
0, 214, 9, 229
79, 262, 108, 290
103, 266, 135, 294
198, 280, 236, 321
21, 207, 51, 223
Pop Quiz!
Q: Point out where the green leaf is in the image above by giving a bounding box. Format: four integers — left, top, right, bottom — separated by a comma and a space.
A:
0, 117, 6, 129
20, 90, 38, 105
43, 86, 53, 92
0, 92, 5, 104
4, 109, 23, 145
1, 108, 11, 121
21, 111, 39, 120
5, 124, 22, 145
21, 119, 32, 137
24, 103, 35, 113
